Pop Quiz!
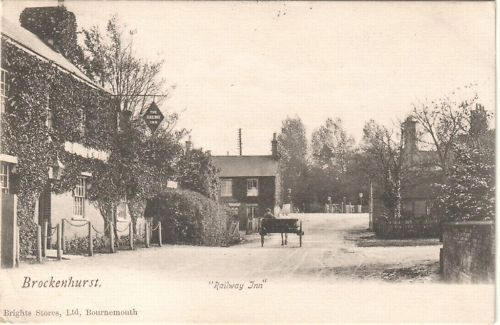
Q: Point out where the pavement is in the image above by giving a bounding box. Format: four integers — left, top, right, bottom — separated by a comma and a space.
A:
0, 213, 494, 323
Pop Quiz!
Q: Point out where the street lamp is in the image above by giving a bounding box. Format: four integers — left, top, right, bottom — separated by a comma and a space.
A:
359, 192, 363, 206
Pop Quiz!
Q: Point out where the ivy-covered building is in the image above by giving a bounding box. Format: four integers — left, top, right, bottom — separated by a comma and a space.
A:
0, 7, 131, 264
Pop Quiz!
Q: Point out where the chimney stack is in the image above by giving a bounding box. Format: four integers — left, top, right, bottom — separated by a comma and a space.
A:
20, 6, 82, 66
185, 136, 192, 154
402, 117, 417, 154
271, 133, 278, 159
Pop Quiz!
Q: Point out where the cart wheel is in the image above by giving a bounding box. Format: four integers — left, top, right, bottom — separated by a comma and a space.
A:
261, 234, 264, 247
299, 220, 303, 247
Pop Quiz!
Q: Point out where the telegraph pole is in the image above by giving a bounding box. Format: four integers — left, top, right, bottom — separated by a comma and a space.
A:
237, 128, 242, 156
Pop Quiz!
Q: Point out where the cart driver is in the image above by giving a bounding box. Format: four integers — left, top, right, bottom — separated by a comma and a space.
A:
263, 208, 275, 219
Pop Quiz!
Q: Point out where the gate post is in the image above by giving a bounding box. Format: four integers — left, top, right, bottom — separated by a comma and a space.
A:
36, 225, 42, 263
158, 222, 162, 247
129, 222, 134, 250
145, 220, 150, 248
56, 223, 62, 260
61, 219, 66, 254
88, 221, 93, 256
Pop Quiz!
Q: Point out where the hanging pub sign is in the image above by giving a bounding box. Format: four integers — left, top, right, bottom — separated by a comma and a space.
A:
143, 101, 164, 132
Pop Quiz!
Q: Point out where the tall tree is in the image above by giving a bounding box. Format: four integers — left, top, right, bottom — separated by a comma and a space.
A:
436, 105, 495, 222
176, 148, 220, 201
81, 16, 168, 119
277, 116, 309, 208
311, 118, 354, 173
361, 119, 410, 220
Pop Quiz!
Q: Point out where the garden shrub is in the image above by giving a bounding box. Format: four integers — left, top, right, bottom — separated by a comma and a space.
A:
148, 189, 238, 246
64, 235, 106, 255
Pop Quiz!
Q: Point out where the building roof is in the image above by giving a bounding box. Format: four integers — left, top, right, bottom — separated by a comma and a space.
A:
1, 17, 104, 91
212, 155, 279, 177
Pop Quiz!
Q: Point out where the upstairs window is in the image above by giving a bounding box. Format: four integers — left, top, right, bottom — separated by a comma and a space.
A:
221, 179, 233, 197
0, 69, 7, 116
73, 178, 86, 217
246, 178, 258, 197
45, 94, 53, 131
0, 162, 9, 194
79, 109, 86, 138
1, 69, 8, 152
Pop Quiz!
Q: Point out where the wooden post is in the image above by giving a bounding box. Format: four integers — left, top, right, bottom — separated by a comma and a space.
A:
369, 181, 374, 231
15, 223, 20, 267
145, 220, 150, 248
61, 219, 66, 254
109, 222, 115, 253
158, 222, 162, 247
56, 224, 62, 260
129, 223, 134, 250
88, 221, 93, 256
36, 225, 42, 263
42, 221, 48, 258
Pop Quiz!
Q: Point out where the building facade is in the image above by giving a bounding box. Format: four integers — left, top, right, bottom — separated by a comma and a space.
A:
0, 6, 133, 263
212, 134, 281, 232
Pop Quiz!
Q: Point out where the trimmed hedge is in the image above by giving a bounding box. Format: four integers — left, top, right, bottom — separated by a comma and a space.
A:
374, 214, 439, 239
148, 189, 238, 246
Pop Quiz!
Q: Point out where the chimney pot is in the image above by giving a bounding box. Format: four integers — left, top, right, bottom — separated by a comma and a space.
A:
271, 132, 278, 159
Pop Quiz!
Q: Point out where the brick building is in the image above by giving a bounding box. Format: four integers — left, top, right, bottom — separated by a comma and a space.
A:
212, 134, 281, 232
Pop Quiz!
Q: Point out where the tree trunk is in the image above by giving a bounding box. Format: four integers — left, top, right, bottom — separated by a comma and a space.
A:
393, 179, 402, 220
112, 206, 119, 247
127, 199, 146, 236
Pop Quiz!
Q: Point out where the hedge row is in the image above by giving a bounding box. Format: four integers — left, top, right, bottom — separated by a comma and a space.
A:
148, 189, 239, 246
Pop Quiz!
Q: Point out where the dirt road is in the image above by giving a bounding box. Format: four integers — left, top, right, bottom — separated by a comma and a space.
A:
0, 213, 494, 323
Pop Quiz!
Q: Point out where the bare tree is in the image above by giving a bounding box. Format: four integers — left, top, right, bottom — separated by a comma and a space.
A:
81, 16, 169, 120
411, 85, 479, 175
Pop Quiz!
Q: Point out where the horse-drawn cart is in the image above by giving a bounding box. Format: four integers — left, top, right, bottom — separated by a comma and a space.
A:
258, 218, 304, 247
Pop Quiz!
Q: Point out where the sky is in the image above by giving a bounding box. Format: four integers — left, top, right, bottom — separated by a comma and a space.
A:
2, 1, 495, 155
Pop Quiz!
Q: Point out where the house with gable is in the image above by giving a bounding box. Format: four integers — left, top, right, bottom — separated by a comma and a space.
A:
212, 133, 281, 232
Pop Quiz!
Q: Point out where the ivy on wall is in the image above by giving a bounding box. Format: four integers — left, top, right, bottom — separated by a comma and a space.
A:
1, 39, 115, 257
20, 6, 84, 68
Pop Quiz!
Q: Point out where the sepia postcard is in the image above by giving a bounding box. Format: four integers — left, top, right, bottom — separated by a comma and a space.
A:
0, 0, 496, 323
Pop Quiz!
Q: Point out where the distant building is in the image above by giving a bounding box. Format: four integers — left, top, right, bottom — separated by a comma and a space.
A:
212, 133, 281, 232
372, 117, 441, 238
400, 117, 441, 219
